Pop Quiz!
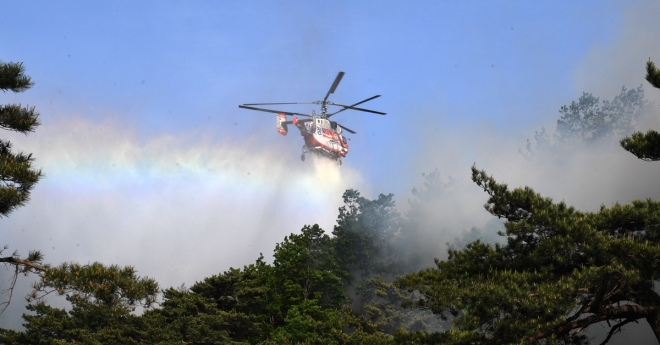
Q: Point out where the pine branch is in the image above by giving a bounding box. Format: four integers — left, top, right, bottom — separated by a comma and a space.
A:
0, 139, 43, 217
0, 256, 46, 271
0, 62, 33, 93
31, 262, 160, 308
0, 267, 18, 315
620, 130, 660, 161
0, 104, 40, 133
646, 59, 660, 89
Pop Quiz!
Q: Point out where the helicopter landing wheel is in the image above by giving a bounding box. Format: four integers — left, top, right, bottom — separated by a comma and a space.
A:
301, 154, 305, 162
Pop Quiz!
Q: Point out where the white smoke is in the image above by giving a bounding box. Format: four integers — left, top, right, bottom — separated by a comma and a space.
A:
0, 115, 365, 328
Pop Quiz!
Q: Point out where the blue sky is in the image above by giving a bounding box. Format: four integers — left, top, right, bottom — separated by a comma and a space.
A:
3, 1, 627, 192
3, 1, 660, 342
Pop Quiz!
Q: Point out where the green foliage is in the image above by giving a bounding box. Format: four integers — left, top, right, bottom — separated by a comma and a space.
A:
183, 255, 275, 339
174, 225, 352, 343
331, 181, 452, 336
0, 104, 40, 133
646, 58, 660, 89
392, 328, 482, 345
143, 287, 256, 344
620, 59, 660, 161
0, 139, 42, 216
31, 262, 160, 308
0, 61, 42, 217
0, 62, 33, 93
358, 278, 447, 335
264, 224, 358, 343
0, 262, 160, 345
620, 129, 660, 161
158, 224, 388, 344
273, 224, 347, 310
0, 224, 395, 344
396, 165, 660, 344
0, 300, 161, 345
268, 299, 346, 344
0, 60, 44, 316
395, 168, 660, 343
333, 189, 402, 279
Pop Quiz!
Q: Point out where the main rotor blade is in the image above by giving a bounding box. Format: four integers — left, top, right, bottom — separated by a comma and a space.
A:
329, 103, 386, 115
337, 124, 356, 134
238, 105, 312, 117
323, 71, 345, 103
328, 95, 381, 117
243, 102, 316, 106
348, 95, 380, 107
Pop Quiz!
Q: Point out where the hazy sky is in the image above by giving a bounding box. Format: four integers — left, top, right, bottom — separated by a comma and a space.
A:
3, 1, 660, 343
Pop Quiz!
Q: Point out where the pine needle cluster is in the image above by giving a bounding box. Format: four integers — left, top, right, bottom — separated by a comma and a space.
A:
620, 58, 660, 161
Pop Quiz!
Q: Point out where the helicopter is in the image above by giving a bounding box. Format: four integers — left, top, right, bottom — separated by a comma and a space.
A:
238, 72, 385, 164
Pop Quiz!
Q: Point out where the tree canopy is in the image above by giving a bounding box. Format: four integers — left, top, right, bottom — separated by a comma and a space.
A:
396, 166, 660, 344
0, 225, 394, 344
521, 85, 647, 159
619, 59, 660, 161
0, 61, 45, 314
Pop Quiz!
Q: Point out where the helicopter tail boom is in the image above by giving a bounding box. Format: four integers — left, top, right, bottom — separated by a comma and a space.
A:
276, 113, 287, 136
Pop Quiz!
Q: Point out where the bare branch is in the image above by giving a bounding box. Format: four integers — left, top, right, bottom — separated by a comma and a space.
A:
0, 266, 19, 315
0, 256, 46, 271
528, 305, 655, 342
598, 318, 639, 345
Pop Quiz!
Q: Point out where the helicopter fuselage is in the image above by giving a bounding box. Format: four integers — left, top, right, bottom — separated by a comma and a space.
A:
299, 117, 349, 160
276, 113, 348, 161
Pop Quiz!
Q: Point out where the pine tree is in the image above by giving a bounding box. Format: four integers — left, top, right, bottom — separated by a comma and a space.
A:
0, 61, 45, 314
620, 59, 660, 160
0, 61, 42, 215
396, 165, 660, 344
522, 85, 647, 159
